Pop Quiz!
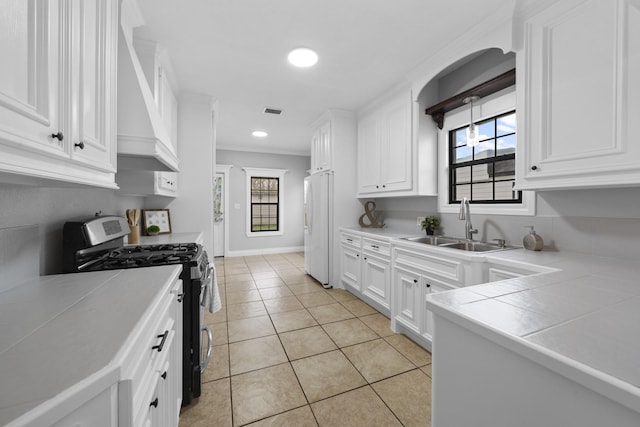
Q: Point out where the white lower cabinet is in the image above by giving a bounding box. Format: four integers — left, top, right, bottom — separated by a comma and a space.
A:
118, 278, 183, 427
340, 233, 362, 293
339, 230, 392, 315
52, 385, 118, 427
362, 252, 391, 311
392, 265, 423, 334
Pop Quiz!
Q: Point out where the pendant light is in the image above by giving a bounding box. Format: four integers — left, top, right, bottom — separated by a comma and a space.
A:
463, 95, 480, 147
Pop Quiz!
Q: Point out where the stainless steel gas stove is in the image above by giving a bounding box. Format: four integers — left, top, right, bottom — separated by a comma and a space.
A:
62, 216, 212, 406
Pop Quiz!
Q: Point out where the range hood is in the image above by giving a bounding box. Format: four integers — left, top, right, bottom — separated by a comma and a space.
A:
116, 26, 179, 172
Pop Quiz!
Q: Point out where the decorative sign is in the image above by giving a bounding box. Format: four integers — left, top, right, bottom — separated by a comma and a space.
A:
359, 201, 384, 228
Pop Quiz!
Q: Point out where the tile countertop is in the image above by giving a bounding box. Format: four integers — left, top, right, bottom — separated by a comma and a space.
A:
427, 251, 640, 414
343, 227, 640, 413
0, 265, 182, 426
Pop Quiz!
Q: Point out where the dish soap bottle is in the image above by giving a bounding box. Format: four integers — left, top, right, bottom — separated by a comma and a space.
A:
523, 226, 544, 251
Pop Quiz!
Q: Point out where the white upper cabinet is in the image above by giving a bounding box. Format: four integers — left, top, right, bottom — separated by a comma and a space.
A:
67, 0, 118, 174
310, 120, 331, 173
0, 0, 118, 187
516, 0, 640, 190
357, 88, 419, 197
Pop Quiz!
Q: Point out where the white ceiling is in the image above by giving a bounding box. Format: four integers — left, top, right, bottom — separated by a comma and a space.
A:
135, 0, 513, 156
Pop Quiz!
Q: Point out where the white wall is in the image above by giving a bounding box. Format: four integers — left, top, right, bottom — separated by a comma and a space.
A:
216, 149, 309, 256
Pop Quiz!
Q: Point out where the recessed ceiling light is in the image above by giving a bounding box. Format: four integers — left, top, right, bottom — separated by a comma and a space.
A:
288, 48, 318, 68
252, 130, 268, 138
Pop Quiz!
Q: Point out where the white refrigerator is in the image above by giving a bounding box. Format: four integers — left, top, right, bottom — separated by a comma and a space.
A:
303, 171, 333, 288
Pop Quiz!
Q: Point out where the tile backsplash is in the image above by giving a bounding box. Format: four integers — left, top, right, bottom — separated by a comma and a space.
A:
0, 225, 39, 292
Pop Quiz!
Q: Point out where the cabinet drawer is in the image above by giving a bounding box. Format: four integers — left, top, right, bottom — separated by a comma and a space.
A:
341, 233, 361, 248
394, 247, 464, 285
362, 238, 390, 257
121, 290, 175, 404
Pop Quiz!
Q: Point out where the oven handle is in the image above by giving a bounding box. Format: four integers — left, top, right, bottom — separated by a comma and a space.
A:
200, 325, 213, 373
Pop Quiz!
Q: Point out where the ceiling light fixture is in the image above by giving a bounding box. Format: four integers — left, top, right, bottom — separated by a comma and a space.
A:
252, 130, 268, 138
463, 95, 481, 147
288, 48, 318, 68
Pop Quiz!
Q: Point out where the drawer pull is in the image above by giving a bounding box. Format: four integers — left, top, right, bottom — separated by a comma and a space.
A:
152, 330, 169, 352
426, 283, 431, 288
346, 238, 353, 242
51, 132, 64, 141
161, 371, 167, 380
413, 279, 418, 284
176, 293, 184, 303
74, 141, 85, 149
371, 245, 379, 249
150, 397, 159, 408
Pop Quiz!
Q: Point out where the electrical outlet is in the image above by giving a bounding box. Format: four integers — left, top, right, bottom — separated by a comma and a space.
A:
417, 217, 425, 226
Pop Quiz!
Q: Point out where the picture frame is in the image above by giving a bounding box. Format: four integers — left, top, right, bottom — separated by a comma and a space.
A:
142, 209, 172, 235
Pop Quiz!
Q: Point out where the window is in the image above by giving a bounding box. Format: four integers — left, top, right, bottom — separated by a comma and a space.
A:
242, 167, 288, 237
250, 177, 279, 232
437, 87, 535, 216
449, 111, 521, 204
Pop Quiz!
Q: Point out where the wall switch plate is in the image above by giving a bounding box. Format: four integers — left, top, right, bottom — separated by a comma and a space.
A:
417, 217, 425, 226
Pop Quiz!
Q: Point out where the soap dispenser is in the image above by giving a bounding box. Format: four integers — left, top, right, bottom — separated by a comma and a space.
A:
523, 226, 544, 251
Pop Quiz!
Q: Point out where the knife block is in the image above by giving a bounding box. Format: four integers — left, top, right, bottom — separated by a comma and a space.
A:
128, 225, 140, 245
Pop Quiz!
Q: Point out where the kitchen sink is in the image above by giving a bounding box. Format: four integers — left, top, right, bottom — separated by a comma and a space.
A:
400, 236, 461, 246
400, 235, 518, 253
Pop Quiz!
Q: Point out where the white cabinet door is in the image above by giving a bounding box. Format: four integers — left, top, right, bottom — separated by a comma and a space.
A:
0, 1, 64, 156
357, 89, 413, 195
517, 0, 640, 190
357, 112, 381, 193
311, 120, 331, 173
362, 253, 391, 310
421, 277, 456, 341
393, 266, 421, 334
53, 385, 118, 427
340, 244, 361, 293
68, 0, 117, 173
380, 91, 412, 192
157, 66, 179, 155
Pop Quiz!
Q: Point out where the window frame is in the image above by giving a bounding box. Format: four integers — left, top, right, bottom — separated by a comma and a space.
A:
437, 87, 535, 216
242, 167, 288, 237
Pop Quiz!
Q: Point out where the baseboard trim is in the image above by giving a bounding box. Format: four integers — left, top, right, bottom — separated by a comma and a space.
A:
224, 246, 304, 257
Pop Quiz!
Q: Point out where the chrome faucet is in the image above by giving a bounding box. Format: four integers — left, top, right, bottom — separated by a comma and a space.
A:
459, 197, 478, 240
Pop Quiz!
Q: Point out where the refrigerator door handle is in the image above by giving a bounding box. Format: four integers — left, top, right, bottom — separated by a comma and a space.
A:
307, 181, 313, 233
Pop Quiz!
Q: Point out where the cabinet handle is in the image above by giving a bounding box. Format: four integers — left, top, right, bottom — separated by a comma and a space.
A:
382, 185, 386, 188
530, 165, 538, 171
152, 330, 169, 352
371, 245, 379, 249
376, 185, 379, 189
356, 254, 359, 257
346, 238, 353, 242
150, 397, 159, 408
51, 132, 64, 141
74, 141, 85, 149
161, 371, 167, 380
176, 293, 184, 303
426, 283, 431, 288
413, 279, 418, 283
364, 257, 367, 260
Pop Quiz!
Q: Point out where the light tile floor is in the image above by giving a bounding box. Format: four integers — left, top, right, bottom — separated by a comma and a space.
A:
179, 252, 432, 427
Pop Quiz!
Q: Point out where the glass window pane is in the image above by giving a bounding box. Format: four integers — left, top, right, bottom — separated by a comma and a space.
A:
454, 184, 471, 201
495, 180, 518, 200
496, 135, 516, 156
454, 128, 467, 147
497, 113, 516, 136
472, 182, 493, 201
454, 166, 471, 185
472, 164, 493, 183
474, 140, 495, 160
454, 146, 473, 164
493, 159, 515, 178
477, 120, 495, 140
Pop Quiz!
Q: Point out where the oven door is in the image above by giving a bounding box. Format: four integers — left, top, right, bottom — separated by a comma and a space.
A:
199, 262, 215, 373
